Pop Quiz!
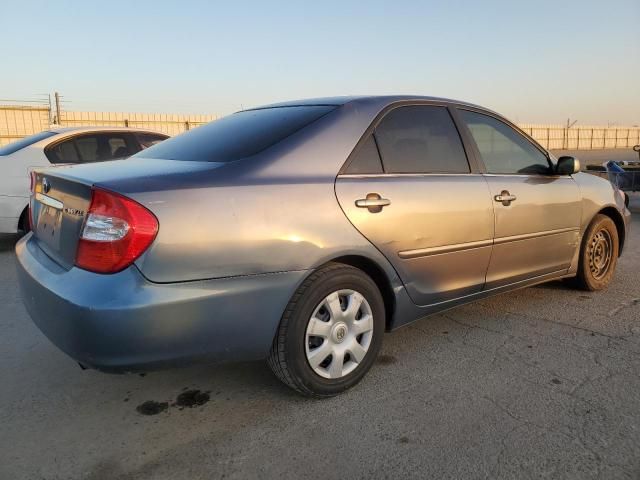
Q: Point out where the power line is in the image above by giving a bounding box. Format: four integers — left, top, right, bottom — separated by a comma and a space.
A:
0, 98, 50, 104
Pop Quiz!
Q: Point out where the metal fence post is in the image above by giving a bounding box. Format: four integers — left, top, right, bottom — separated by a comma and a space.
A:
547, 127, 550, 149
54, 91, 61, 125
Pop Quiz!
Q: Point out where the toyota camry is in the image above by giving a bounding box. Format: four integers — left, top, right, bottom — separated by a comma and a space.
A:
16, 96, 631, 397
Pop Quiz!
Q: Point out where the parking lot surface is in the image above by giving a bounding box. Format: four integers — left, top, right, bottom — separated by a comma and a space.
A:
1, 205, 639, 479
551, 148, 639, 167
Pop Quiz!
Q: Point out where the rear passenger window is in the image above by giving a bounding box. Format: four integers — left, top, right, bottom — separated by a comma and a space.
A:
345, 136, 383, 174
374, 106, 470, 174
137, 133, 168, 150
48, 139, 79, 163
74, 136, 99, 161
47, 133, 134, 164
80, 134, 132, 162
109, 137, 129, 158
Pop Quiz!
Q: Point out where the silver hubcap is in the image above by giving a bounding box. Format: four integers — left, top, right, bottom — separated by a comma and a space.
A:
305, 289, 374, 379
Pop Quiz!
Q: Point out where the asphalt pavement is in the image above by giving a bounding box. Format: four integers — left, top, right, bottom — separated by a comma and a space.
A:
551, 148, 639, 167
1, 180, 639, 480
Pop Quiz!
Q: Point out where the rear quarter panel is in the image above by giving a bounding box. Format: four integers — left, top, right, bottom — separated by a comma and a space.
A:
0, 148, 50, 231
133, 179, 397, 283
1, 148, 49, 197
126, 99, 401, 284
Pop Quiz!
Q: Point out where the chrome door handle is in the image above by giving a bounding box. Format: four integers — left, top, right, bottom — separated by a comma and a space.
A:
494, 190, 517, 206
355, 198, 391, 208
355, 194, 390, 213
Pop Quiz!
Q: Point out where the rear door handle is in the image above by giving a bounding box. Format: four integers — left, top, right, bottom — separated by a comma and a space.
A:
355, 198, 391, 208
494, 190, 517, 206
355, 193, 391, 213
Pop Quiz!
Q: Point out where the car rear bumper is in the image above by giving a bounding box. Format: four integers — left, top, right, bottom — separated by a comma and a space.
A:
0, 216, 19, 234
16, 234, 307, 372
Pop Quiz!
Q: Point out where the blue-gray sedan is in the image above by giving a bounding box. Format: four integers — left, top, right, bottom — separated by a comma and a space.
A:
16, 96, 631, 396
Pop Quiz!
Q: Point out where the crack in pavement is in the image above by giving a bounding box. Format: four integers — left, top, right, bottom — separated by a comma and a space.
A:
608, 297, 640, 317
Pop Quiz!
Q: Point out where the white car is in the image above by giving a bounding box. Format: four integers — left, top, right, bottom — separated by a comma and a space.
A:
0, 127, 169, 233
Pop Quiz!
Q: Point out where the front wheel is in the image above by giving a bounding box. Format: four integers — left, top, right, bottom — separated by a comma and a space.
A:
267, 263, 385, 397
576, 214, 619, 291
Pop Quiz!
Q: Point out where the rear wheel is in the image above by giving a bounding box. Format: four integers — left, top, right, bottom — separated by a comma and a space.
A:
267, 263, 385, 397
576, 214, 619, 291
18, 206, 30, 234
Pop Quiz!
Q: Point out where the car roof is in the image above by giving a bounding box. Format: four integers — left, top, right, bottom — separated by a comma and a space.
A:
251, 95, 492, 112
45, 126, 169, 135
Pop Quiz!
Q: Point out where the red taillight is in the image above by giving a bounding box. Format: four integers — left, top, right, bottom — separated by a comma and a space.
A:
75, 188, 159, 274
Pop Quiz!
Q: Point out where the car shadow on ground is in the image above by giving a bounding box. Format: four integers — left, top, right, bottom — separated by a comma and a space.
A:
533, 279, 571, 290
5, 227, 579, 410
28, 279, 549, 417
0, 233, 20, 252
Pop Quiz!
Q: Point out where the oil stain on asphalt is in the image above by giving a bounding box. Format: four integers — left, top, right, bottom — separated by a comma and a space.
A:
377, 354, 398, 365
136, 401, 169, 416
135, 389, 211, 415
174, 389, 210, 409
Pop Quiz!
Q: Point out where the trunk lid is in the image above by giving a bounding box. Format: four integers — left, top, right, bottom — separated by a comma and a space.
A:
30, 158, 223, 270
31, 171, 93, 269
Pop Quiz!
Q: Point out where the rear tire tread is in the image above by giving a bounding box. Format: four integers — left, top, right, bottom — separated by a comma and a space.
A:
267, 263, 365, 398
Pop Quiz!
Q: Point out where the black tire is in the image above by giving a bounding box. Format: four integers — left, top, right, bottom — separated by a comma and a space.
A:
575, 214, 619, 291
18, 206, 30, 235
267, 262, 385, 397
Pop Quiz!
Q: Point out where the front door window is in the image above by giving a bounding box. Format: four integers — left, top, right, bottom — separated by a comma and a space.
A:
460, 110, 550, 175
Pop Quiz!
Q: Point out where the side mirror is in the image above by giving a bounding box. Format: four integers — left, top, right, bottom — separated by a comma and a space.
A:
556, 156, 580, 175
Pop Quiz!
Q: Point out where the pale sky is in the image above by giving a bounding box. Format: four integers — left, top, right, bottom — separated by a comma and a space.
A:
1, 0, 639, 125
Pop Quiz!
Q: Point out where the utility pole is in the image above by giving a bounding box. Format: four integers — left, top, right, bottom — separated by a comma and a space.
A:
54, 91, 61, 125
564, 118, 577, 149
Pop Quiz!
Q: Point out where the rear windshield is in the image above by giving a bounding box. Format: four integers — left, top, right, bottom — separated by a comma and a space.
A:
136, 105, 335, 162
0, 131, 58, 156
